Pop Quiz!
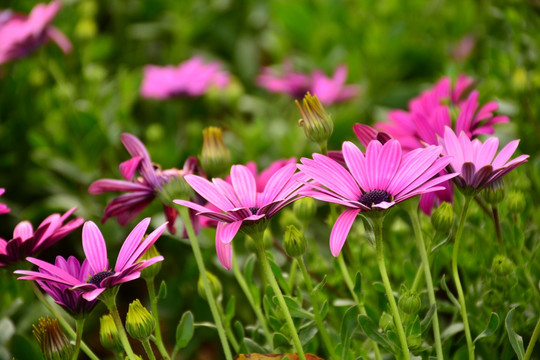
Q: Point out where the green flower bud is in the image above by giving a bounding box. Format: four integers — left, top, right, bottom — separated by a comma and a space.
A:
296, 92, 333, 148
407, 334, 422, 351
292, 197, 317, 222
431, 202, 454, 232
398, 292, 422, 315
283, 225, 307, 258
200, 127, 231, 178
483, 179, 505, 205
33, 317, 73, 360
279, 209, 302, 231
379, 312, 394, 331
492, 255, 514, 277
197, 271, 223, 302
126, 299, 156, 341
157, 168, 193, 204
140, 245, 162, 279
100, 314, 123, 351
507, 190, 526, 213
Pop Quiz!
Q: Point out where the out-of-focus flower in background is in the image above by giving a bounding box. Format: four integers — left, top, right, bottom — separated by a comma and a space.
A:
0, 188, 9, 215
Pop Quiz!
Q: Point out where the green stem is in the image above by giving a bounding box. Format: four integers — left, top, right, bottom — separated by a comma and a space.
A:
102, 292, 139, 360
373, 217, 410, 360
336, 255, 382, 360
452, 196, 474, 360
30, 283, 99, 360
145, 278, 171, 360
524, 316, 540, 360
298, 257, 337, 360
318, 141, 328, 156
410, 264, 423, 293
288, 259, 298, 296
491, 206, 505, 255
232, 256, 274, 348
72, 318, 85, 360
142, 339, 157, 360
178, 207, 234, 360
407, 208, 444, 360
216, 301, 240, 352
253, 234, 306, 360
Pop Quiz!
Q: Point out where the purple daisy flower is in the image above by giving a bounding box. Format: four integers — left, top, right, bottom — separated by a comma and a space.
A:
0, 188, 9, 215
298, 140, 458, 257
174, 163, 305, 270
0, 208, 83, 267
439, 126, 529, 191
15, 218, 167, 301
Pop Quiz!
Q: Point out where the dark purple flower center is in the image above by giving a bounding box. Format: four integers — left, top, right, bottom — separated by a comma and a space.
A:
87, 271, 115, 286
249, 207, 259, 215
359, 190, 392, 207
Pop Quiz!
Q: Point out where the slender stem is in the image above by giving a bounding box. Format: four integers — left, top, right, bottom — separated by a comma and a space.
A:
319, 141, 328, 156
232, 256, 274, 348
216, 301, 240, 352
253, 235, 306, 360
142, 339, 157, 360
288, 259, 298, 296
178, 207, 234, 360
30, 283, 99, 360
524, 316, 540, 360
102, 294, 139, 360
452, 196, 474, 360
491, 206, 506, 254
410, 265, 423, 293
407, 208, 444, 360
337, 255, 382, 360
145, 278, 171, 360
373, 217, 410, 360
298, 257, 337, 360
72, 318, 85, 360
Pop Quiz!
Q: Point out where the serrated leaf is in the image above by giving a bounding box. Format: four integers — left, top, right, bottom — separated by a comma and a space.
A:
340, 306, 359, 360
283, 296, 314, 320
157, 280, 167, 300
175, 311, 194, 350
505, 307, 525, 360
420, 305, 436, 333
474, 312, 500, 344
357, 314, 396, 352
440, 275, 460, 310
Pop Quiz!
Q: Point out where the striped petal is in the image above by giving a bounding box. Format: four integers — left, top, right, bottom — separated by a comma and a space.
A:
82, 221, 109, 274
215, 237, 233, 270
230, 165, 257, 207
329, 209, 360, 257
216, 221, 243, 244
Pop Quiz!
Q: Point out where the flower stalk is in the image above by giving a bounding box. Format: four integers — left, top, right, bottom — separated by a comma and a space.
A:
72, 318, 85, 360
101, 291, 139, 360
145, 278, 171, 360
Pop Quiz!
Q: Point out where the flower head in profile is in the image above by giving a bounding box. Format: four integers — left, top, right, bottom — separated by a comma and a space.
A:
16, 218, 167, 301
89, 133, 201, 235
0, 188, 9, 215
439, 127, 529, 192
299, 140, 457, 257
0, 208, 83, 267
256, 60, 311, 100
140, 56, 230, 100
174, 163, 305, 269
0, 1, 72, 65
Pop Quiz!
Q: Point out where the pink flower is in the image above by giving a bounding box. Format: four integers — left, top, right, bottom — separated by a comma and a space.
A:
0, 1, 72, 65
298, 140, 457, 257
16, 218, 167, 301
140, 56, 230, 100
89, 133, 201, 235
257, 61, 359, 105
439, 127, 529, 191
0, 188, 9, 215
174, 163, 305, 270
0, 208, 83, 267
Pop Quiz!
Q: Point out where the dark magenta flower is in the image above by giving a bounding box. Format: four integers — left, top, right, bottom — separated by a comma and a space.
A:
0, 208, 83, 267
299, 140, 457, 257
140, 56, 230, 100
0, 1, 71, 64
0, 188, 9, 215
16, 218, 166, 301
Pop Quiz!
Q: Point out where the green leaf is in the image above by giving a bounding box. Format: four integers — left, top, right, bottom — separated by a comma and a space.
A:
283, 296, 314, 320
420, 305, 436, 333
0, 318, 14, 345
244, 255, 260, 306
225, 296, 236, 324
157, 280, 167, 300
320, 300, 329, 319
340, 306, 359, 360
358, 314, 396, 352
175, 311, 194, 350
9, 334, 41, 360
299, 324, 318, 345
244, 338, 267, 353
311, 275, 327, 295
505, 307, 525, 360
371, 281, 386, 293
270, 259, 291, 295
440, 275, 460, 310
353, 272, 362, 297
474, 312, 500, 344
273, 332, 290, 348
234, 320, 245, 341
441, 323, 464, 340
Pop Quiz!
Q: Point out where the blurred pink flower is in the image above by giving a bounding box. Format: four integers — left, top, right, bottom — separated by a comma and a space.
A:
0, 1, 72, 65
0, 208, 83, 267
0, 188, 9, 215
140, 56, 230, 99
452, 35, 476, 62
257, 61, 359, 105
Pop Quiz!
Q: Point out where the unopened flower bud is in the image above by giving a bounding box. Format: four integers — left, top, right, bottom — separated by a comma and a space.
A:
431, 202, 454, 232
283, 225, 307, 258
197, 271, 223, 302
293, 197, 317, 222
200, 127, 231, 178
492, 255, 514, 277
126, 299, 155, 341
157, 169, 193, 204
140, 245, 162, 279
296, 92, 333, 148
399, 292, 422, 314
407, 334, 422, 351
483, 179, 505, 205
379, 312, 394, 331
100, 314, 123, 351
279, 209, 302, 230
507, 190, 526, 213
33, 317, 73, 360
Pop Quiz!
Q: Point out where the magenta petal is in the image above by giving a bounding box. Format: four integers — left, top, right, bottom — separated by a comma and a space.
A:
115, 218, 150, 271
89, 179, 151, 194
184, 175, 235, 211
82, 221, 109, 274
491, 140, 520, 169
378, 140, 402, 190
342, 141, 370, 191
216, 221, 242, 244
82, 288, 106, 301
215, 237, 233, 270
261, 163, 298, 205
119, 156, 142, 180
329, 209, 360, 257
116, 221, 167, 272
230, 165, 257, 207
13, 221, 33, 241
365, 141, 383, 189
